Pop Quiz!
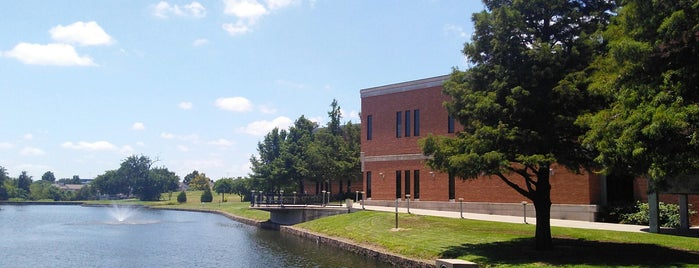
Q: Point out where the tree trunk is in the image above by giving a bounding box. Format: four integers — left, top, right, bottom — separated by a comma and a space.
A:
533, 170, 553, 250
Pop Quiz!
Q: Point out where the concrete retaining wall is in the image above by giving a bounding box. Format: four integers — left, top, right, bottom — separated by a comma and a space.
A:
365, 200, 600, 221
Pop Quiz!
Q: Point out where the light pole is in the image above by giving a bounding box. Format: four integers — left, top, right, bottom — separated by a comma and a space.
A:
459, 198, 464, 219
251, 190, 255, 207
258, 191, 263, 207
280, 190, 284, 207
293, 191, 297, 204
406, 194, 411, 214
395, 198, 399, 229
521, 201, 528, 224
360, 191, 365, 209
321, 190, 326, 207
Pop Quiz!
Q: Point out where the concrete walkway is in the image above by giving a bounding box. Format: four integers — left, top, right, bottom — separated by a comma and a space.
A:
355, 204, 650, 233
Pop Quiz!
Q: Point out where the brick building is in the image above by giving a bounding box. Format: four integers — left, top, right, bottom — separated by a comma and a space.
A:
360, 75, 698, 225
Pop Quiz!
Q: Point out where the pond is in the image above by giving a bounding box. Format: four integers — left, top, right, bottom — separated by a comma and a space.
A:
0, 205, 390, 268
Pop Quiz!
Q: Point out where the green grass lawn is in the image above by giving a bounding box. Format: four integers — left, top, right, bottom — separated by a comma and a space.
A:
295, 210, 699, 267
99, 192, 699, 267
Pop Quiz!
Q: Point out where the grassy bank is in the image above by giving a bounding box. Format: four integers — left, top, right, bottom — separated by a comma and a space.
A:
102, 191, 699, 267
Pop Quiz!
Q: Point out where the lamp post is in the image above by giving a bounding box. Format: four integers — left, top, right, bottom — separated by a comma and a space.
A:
395, 198, 399, 229
321, 190, 326, 207
406, 194, 411, 214
280, 190, 284, 207
258, 191, 263, 207
458, 198, 464, 219
521, 201, 528, 224
360, 191, 365, 209
293, 191, 297, 204
251, 190, 255, 207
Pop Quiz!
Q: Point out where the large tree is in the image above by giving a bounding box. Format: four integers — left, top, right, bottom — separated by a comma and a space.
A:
214, 178, 235, 202
41, 171, 56, 183
578, 0, 699, 231
421, 0, 614, 250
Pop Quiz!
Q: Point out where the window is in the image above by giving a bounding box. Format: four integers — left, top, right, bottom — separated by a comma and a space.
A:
396, 111, 402, 138
404, 170, 410, 197
413, 109, 420, 136
448, 115, 455, 133
404, 110, 411, 137
366, 115, 373, 140
448, 173, 455, 200
414, 170, 420, 199
395, 170, 402, 199
366, 172, 372, 198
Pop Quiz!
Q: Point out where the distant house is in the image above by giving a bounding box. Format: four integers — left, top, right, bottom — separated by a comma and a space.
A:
54, 184, 85, 192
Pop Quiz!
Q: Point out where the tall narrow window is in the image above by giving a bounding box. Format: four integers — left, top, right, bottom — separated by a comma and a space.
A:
404, 170, 410, 197
395, 170, 402, 199
404, 110, 411, 137
366, 115, 373, 140
448, 173, 456, 200
396, 111, 402, 138
366, 172, 372, 198
339, 180, 344, 193
448, 115, 455, 133
413, 109, 420, 136
414, 170, 420, 199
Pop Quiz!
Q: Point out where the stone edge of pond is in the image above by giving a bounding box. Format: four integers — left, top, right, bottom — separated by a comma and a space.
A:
152, 206, 436, 268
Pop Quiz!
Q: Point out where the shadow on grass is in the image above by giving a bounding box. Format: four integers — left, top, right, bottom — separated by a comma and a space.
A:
441, 238, 699, 266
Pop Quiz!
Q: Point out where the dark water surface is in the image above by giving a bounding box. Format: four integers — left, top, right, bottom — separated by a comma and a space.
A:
0, 205, 390, 268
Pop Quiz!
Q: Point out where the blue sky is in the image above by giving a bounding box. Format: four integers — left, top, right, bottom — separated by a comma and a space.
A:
0, 0, 482, 181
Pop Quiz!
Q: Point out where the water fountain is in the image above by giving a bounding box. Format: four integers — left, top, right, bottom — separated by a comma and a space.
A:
106, 203, 148, 224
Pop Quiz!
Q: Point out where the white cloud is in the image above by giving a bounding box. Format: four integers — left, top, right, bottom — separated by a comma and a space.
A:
50, 21, 115, 46
192, 38, 209, 46
0, 142, 14, 150
177, 145, 190, 152
265, 0, 297, 10
179, 101, 193, 110
223, 0, 268, 19
20, 147, 45, 156
3, 43, 96, 66
120, 145, 134, 154
61, 141, 117, 151
258, 104, 277, 114
161, 132, 200, 143
215, 97, 253, 112
222, 21, 253, 36
208, 138, 234, 147
154, 1, 206, 18
444, 24, 468, 38
161, 132, 176, 139
23, 133, 33, 140
238, 116, 292, 136
132, 122, 146, 130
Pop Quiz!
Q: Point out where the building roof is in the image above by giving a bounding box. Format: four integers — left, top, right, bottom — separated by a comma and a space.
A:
360, 75, 449, 98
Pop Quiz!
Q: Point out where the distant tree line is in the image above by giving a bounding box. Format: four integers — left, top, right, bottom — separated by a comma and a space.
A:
0, 167, 95, 201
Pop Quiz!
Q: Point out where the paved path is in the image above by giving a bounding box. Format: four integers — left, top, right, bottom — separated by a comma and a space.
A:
354, 204, 649, 233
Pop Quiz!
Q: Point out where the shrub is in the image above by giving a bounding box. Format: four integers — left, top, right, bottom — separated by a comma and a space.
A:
618, 201, 695, 228
177, 191, 187, 203
200, 188, 213, 203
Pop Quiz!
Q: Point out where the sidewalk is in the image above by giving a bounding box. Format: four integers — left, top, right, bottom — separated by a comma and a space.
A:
355, 204, 649, 233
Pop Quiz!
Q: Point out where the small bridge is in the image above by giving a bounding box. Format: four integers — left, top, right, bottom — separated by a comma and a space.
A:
252, 204, 354, 225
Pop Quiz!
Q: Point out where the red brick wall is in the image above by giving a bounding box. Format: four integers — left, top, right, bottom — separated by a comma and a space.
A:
361, 85, 455, 156
360, 77, 601, 205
